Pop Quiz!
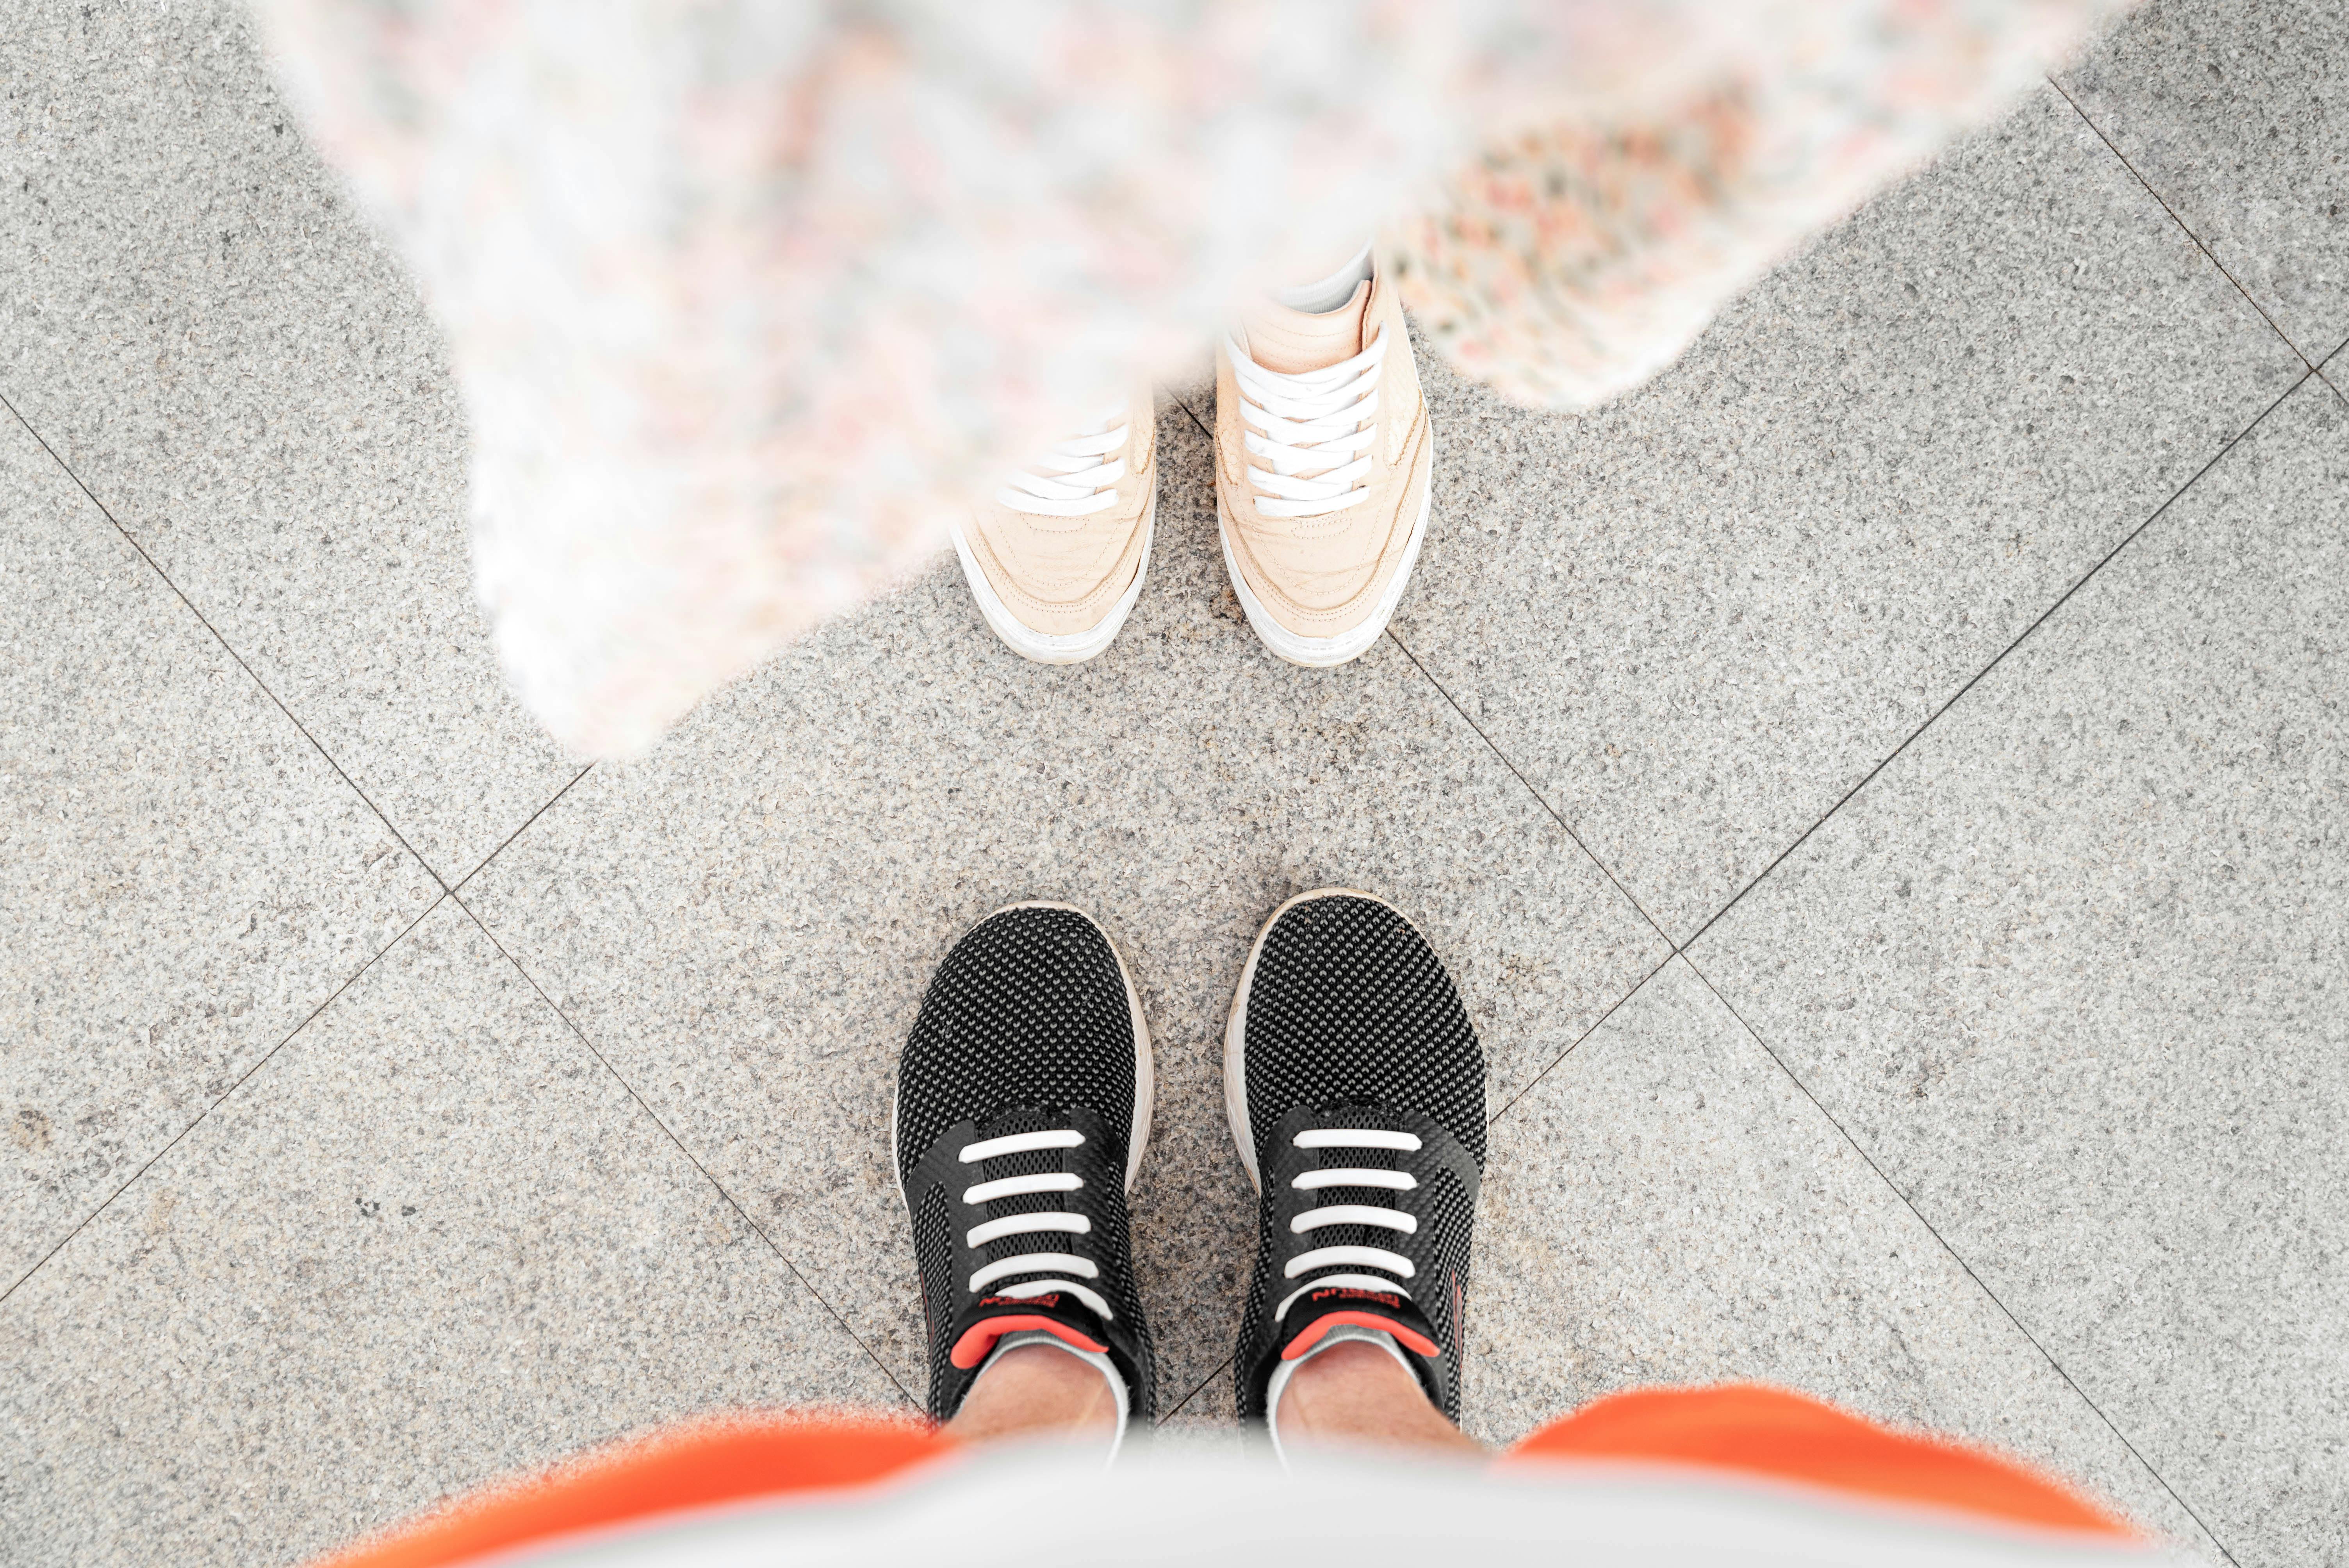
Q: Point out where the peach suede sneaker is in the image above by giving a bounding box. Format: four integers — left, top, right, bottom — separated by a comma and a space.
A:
952, 393, 1157, 664
1215, 244, 1431, 668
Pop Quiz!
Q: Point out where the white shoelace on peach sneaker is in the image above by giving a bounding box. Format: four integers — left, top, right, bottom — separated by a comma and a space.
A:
994, 405, 1131, 518
1227, 333, 1389, 520
957, 1127, 1115, 1321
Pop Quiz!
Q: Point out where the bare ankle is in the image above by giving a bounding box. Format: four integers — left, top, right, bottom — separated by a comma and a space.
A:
1275, 1340, 1484, 1456
944, 1343, 1120, 1445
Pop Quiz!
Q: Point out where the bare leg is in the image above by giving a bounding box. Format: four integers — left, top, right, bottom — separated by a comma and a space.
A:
1274, 1340, 1485, 1456
944, 1343, 1120, 1445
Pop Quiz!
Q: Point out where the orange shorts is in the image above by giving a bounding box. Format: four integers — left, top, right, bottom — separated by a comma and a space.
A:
319, 1383, 2134, 1567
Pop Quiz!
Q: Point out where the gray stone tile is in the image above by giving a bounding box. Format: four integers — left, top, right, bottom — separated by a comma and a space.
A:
0, 0, 577, 881
0, 408, 437, 1292
1691, 377, 2349, 1567
462, 397, 1670, 1422
1155, 1361, 1239, 1434
1470, 958, 2221, 1557
0, 899, 905, 1568
1391, 86, 2303, 943
2061, 0, 2349, 363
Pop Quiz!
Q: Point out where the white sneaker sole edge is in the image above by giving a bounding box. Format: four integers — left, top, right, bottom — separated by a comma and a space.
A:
1217, 477, 1429, 670
952, 504, 1154, 666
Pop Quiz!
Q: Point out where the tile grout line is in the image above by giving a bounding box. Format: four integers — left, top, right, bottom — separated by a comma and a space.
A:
449, 763, 597, 896
2314, 331, 2349, 410
2047, 74, 2315, 372
1387, 613, 1694, 1117
446, 890, 922, 1414
1680, 366, 2311, 955
1167, 387, 1682, 955
1485, 952, 1675, 1126
1180, 347, 2301, 1481
1385, 625, 1679, 955
1674, 953, 2243, 1567
1155, 1356, 1234, 1428
0, 892, 452, 1306
1169, 384, 1682, 1129
0, 388, 454, 894
1169, 389, 1218, 459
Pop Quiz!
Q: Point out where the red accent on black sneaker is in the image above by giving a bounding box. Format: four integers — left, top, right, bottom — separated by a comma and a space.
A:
1304, 1284, 1405, 1311
949, 1314, 1110, 1370
1280, 1310, 1440, 1361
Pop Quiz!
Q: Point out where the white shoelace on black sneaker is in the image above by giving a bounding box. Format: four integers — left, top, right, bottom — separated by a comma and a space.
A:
994, 404, 1130, 518
1227, 334, 1388, 519
959, 1128, 1115, 1321
1273, 1126, 1422, 1324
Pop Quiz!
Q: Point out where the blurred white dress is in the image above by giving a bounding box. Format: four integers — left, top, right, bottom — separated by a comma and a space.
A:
251, 0, 2127, 757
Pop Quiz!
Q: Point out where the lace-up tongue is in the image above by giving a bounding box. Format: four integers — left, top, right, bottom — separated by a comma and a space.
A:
1274, 1124, 1440, 1360
1237, 280, 1370, 375
945, 1120, 1120, 1370
1276, 1284, 1440, 1363
1228, 288, 1388, 522
950, 1285, 1114, 1371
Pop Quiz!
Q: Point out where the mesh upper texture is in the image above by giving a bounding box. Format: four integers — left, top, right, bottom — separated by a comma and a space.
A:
895, 905, 1150, 1417
896, 905, 1139, 1178
1237, 894, 1484, 1171
1232, 894, 1486, 1421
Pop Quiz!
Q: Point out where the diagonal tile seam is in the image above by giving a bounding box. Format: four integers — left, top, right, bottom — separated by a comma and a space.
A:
1156, 1354, 1234, 1427
0, 891, 452, 1306
2316, 333, 2349, 410
1681, 365, 2313, 955
0, 386, 452, 894
1174, 388, 1682, 940
1384, 625, 1678, 953
449, 763, 597, 896
1386, 641, 1702, 1115
445, 889, 923, 1414
1164, 389, 1706, 1120
1172, 358, 2302, 1475
2, 385, 622, 1311
2048, 73, 2317, 372
1176, 77, 2319, 969
1672, 953, 2242, 1566
1486, 951, 1677, 1127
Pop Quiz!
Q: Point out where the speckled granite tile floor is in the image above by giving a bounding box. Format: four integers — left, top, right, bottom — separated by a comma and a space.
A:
2, 2, 2343, 1565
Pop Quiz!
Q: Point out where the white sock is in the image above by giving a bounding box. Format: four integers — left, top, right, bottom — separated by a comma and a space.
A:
1239, 239, 1378, 374
1262, 1322, 1417, 1466
1277, 239, 1376, 315
973, 1329, 1131, 1463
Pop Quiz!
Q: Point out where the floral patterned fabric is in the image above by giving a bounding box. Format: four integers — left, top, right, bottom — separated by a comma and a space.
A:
251, 0, 2127, 757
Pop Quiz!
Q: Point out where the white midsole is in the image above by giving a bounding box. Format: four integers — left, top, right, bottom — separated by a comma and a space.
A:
893, 901, 1155, 1221
951, 502, 1153, 666
1223, 886, 1403, 1194
1217, 475, 1429, 669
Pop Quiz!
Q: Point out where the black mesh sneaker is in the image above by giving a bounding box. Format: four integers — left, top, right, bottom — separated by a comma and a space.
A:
895, 902, 1157, 1427
1225, 889, 1485, 1431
